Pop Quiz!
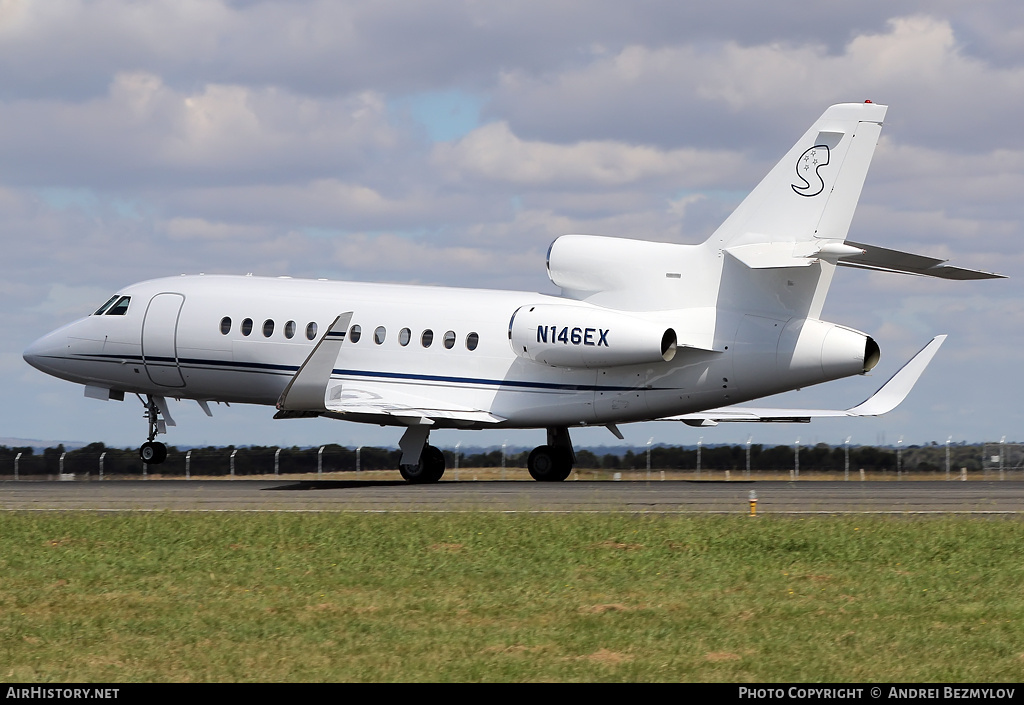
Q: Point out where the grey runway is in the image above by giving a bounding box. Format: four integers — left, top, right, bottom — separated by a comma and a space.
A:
2, 479, 1024, 513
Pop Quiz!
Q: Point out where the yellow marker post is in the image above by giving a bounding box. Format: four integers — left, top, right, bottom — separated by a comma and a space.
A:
749, 489, 758, 517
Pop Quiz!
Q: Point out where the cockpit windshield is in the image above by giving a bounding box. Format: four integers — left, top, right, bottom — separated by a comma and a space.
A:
93, 295, 131, 316
94, 295, 118, 315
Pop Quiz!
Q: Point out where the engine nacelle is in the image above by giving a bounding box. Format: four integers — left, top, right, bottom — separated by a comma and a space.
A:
509, 304, 677, 369
779, 318, 880, 381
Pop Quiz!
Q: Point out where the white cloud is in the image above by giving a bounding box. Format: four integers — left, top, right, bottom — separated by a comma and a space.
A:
161, 217, 274, 242
433, 121, 746, 189
330, 232, 538, 285
0, 73, 402, 187
489, 15, 1024, 153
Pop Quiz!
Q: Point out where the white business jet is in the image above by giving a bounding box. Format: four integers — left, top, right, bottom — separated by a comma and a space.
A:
23, 102, 1001, 482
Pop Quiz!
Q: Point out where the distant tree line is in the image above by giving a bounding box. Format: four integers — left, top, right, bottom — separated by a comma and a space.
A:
0, 441, 996, 477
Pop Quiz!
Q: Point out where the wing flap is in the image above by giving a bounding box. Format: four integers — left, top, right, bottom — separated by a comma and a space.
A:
325, 383, 505, 425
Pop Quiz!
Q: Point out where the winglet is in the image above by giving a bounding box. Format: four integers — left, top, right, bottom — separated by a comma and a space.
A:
276, 313, 352, 412
845, 335, 946, 416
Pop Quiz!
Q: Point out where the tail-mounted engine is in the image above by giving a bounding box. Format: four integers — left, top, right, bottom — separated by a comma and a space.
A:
778, 317, 880, 380
509, 304, 677, 369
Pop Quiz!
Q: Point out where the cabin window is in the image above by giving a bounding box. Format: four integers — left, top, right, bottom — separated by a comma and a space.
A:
443, 330, 456, 349
306, 322, 318, 340
263, 319, 275, 337
106, 296, 131, 316
241, 318, 253, 336
284, 321, 296, 339
94, 295, 119, 316
374, 326, 386, 345
421, 329, 433, 348
466, 332, 479, 351
220, 317, 231, 335
399, 328, 411, 346
349, 325, 361, 343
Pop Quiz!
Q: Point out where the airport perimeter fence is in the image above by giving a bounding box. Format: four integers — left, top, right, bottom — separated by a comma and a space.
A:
1, 441, 1023, 480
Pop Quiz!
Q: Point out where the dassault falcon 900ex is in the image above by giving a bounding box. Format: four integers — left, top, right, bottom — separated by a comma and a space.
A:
24, 102, 1002, 482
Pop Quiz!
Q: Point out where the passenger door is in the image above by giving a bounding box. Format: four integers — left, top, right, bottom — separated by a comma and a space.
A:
142, 293, 186, 388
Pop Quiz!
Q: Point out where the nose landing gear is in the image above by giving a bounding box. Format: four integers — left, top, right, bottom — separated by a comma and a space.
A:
138, 394, 172, 464
140, 440, 167, 465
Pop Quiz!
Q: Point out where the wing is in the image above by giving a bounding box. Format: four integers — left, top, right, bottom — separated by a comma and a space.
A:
275, 313, 504, 426
320, 380, 505, 425
662, 335, 945, 426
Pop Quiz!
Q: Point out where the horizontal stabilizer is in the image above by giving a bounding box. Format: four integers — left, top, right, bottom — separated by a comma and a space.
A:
662, 335, 945, 424
725, 241, 869, 270
840, 241, 1004, 280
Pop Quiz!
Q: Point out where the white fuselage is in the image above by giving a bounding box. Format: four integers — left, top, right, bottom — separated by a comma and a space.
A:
21, 104, 981, 480
23, 272, 872, 431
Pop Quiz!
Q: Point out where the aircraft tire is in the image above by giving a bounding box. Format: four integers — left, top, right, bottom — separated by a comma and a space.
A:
140, 441, 167, 465
552, 453, 573, 481
399, 444, 445, 483
528, 445, 573, 482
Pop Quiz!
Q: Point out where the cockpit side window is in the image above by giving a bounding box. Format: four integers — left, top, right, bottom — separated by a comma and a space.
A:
105, 296, 131, 316
93, 295, 119, 316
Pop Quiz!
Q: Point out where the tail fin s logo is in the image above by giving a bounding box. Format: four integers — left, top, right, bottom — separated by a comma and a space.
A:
792, 145, 830, 197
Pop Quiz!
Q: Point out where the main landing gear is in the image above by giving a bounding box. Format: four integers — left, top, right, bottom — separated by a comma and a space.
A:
396, 425, 577, 484
527, 427, 575, 482
397, 426, 446, 483
399, 444, 446, 483
138, 394, 170, 464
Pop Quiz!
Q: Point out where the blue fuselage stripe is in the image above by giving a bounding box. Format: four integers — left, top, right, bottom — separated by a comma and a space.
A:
69, 353, 638, 392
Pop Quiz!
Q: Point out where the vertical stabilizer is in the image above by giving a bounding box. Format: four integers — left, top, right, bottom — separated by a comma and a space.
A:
712, 102, 886, 250
712, 102, 887, 319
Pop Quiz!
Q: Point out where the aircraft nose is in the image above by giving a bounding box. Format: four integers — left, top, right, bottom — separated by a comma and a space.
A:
23, 329, 66, 374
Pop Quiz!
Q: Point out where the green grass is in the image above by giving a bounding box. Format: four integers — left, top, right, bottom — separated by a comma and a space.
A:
1, 513, 1023, 682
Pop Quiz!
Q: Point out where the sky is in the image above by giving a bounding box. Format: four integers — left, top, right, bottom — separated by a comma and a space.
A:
3, 0, 1024, 453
